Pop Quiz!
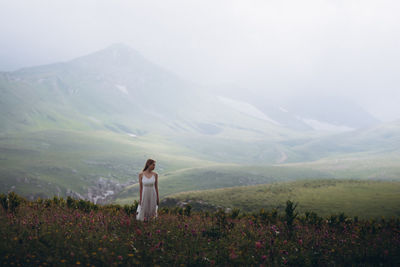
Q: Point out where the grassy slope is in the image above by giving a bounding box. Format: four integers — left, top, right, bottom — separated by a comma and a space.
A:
112, 163, 335, 204
0, 128, 214, 197
278, 151, 400, 180
166, 179, 400, 218
113, 151, 400, 205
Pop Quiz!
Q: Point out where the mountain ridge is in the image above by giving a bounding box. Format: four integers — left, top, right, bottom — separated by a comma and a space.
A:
1, 43, 400, 203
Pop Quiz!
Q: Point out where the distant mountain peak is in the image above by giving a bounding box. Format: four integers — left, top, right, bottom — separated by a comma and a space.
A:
102, 42, 139, 56
70, 42, 145, 68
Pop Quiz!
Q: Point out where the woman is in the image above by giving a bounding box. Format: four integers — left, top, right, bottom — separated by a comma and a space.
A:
136, 159, 159, 221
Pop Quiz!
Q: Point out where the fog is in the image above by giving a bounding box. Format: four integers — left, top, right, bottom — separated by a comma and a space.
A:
1, 0, 399, 121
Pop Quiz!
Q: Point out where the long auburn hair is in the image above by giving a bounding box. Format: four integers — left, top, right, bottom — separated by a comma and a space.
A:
142, 158, 156, 172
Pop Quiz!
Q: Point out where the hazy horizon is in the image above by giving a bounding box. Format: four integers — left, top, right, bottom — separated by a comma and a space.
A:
1, 0, 399, 122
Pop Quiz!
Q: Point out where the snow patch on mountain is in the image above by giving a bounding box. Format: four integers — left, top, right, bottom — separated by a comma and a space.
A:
299, 116, 355, 132
279, 106, 289, 113
115, 84, 128, 94
217, 96, 281, 125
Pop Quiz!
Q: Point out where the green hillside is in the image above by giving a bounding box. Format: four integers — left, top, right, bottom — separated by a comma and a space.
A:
287, 120, 400, 161
113, 151, 400, 205
165, 179, 400, 218
0, 128, 214, 201
112, 164, 334, 204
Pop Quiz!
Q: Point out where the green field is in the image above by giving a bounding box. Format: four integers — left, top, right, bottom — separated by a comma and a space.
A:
113, 152, 400, 205
166, 179, 400, 218
112, 163, 334, 204
0, 128, 214, 199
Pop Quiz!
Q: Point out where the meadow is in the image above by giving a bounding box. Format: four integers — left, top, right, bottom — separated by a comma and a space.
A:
166, 179, 400, 219
1, 192, 399, 266
0, 129, 214, 200
113, 152, 400, 205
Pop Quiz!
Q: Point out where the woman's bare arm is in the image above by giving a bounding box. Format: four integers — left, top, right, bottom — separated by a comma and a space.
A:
155, 173, 159, 205
138, 173, 143, 205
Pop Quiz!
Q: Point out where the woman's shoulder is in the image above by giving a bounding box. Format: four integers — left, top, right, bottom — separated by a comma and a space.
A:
152, 171, 158, 177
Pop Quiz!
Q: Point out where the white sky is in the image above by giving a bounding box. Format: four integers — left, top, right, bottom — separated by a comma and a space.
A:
1, 0, 399, 121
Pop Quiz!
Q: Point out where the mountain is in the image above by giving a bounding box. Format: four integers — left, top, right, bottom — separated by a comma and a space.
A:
287, 119, 400, 161
0, 43, 300, 140
0, 43, 305, 202
0, 43, 399, 203
0, 43, 193, 134
208, 84, 380, 133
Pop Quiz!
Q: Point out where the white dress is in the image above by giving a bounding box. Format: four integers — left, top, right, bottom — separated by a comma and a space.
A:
136, 173, 158, 221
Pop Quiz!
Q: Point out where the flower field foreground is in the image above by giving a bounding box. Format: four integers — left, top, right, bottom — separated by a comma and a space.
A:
1, 192, 399, 266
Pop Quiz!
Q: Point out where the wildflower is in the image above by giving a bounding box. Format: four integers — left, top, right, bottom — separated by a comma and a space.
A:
136, 229, 142, 236
280, 250, 289, 255
255, 241, 262, 249
117, 255, 123, 260
155, 241, 163, 249
298, 239, 303, 245
261, 255, 267, 261
230, 251, 238, 260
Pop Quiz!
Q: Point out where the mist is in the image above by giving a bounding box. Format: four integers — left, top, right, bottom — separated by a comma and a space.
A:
1, 0, 399, 121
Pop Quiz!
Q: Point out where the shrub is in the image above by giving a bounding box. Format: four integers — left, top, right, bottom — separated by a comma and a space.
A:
285, 200, 298, 233
305, 211, 323, 226
230, 207, 240, 219
184, 204, 192, 217
8, 192, 23, 213
0, 193, 7, 211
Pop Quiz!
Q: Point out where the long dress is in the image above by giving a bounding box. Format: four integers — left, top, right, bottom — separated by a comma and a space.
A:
136, 173, 158, 221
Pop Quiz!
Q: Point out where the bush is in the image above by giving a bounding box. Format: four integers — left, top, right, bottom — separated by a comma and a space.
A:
304, 211, 323, 226
8, 192, 23, 213
285, 200, 298, 233
184, 204, 192, 217
230, 207, 240, 219
0, 193, 7, 211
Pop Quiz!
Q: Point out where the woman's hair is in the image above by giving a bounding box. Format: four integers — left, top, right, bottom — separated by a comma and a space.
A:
142, 158, 156, 172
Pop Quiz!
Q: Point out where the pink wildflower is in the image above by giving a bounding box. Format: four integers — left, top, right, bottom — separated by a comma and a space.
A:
229, 250, 238, 259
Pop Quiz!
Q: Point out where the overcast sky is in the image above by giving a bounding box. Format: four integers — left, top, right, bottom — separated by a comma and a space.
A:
1, 0, 399, 121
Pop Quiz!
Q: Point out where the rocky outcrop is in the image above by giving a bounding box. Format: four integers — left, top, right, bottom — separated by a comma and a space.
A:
64, 177, 135, 204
